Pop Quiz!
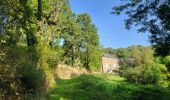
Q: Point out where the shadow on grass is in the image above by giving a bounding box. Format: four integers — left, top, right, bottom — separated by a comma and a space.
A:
47, 74, 170, 100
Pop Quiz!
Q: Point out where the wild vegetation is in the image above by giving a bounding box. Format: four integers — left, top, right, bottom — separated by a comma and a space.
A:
0, 0, 101, 99
0, 0, 170, 100
104, 46, 168, 86
47, 74, 170, 100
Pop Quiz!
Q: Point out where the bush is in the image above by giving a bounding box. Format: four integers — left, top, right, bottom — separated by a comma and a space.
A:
17, 63, 45, 94
0, 46, 46, 99
47, 49, 62, 69
123, 63, 167, 86
131, 86, 169, 100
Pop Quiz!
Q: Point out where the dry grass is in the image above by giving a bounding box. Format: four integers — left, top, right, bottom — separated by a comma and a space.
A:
55, 64, 88, 79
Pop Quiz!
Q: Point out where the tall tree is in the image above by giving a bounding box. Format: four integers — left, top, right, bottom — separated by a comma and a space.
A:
77, 13, 101, 71
0, 0, 72, 98
62, 14, 81, 66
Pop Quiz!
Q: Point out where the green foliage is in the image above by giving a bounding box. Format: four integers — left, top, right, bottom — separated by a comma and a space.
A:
88, 46, 102, 71
103, 47, 116, 55
131, 86, 170, 100
103, 45, 154, 67
113, 46, 169, 86
0, 0, 101, 98
152, 56, 170, 79
164, 56, 170, 71
47, 49, 63, 69
61, 13, 101, 70
17, 63, 45, 95
103, 47, 131, 58
116, 48, 131, 58
104, 46, 165, 86
131, 46, 154, 66
0, 46, 45, 99
47, 74, 170, 100
123, 64, 167, 86
112, 0, 170, 57
61, 14, 81, 66
77, 13, 101, 71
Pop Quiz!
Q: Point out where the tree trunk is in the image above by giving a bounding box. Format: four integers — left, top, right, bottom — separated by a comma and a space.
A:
38, 0, 42, 21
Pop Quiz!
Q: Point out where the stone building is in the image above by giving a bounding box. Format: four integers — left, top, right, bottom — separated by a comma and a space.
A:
101, 54, 119, 73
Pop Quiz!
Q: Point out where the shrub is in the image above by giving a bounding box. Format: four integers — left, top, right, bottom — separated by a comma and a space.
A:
17, 63, 45, 94
123, 63, 167, 86
0, 46, 46, 99
132, 86, 169, 100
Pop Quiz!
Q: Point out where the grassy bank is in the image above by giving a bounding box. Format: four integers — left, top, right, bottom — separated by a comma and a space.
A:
47, 74, 170, 100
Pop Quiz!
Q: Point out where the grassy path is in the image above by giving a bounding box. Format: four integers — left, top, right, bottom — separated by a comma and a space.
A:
47, 74, 170, 100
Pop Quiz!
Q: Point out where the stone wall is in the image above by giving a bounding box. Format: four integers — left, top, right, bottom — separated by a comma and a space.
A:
101, 57, 119, 73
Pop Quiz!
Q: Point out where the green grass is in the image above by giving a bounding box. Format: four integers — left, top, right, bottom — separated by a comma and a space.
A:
47, 74, 170, 100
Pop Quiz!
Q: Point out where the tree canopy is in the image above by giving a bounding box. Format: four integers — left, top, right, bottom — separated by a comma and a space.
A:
0, 0, 101, 98
112, 0, 170, 56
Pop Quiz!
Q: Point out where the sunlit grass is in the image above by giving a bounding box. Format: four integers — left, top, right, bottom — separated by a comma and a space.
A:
47, 74, 170, 100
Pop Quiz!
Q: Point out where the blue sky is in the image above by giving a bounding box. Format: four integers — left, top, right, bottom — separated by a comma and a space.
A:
70, 0, 150, 48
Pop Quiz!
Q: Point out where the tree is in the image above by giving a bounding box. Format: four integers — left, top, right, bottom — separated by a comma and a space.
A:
112, 0, 170, 56
142, 47, 154, 65
116, 48, 131, 58
130, 46, 154, 66
0, 0, 23, 45
103, 47, 117, 56
77, 13, 101, 71
62, 14, 81, 66
131, 46, 143, 66
0, 0, 101, 98
0, 0, 71, 98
